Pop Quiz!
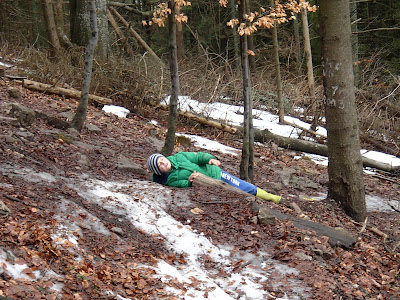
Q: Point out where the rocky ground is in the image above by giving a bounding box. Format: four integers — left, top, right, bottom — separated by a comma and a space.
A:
0, 77, 399, 299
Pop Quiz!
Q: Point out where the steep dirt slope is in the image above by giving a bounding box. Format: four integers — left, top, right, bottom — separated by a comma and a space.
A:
0, 79, 399, 299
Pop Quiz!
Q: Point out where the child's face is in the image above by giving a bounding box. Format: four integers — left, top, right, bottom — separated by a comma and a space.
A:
158, 156, 172, 173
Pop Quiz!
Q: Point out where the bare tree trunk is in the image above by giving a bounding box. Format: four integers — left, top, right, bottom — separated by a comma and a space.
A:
109, 7, 165, 67
70, 0, 108, 60
239, 0, 254, 182
70, 0, 99, 132
107, 9, 135, 59
293, 16, 302, 76
319, 0, 366, 222
176, 5, 185, 61
54, 0, 64, 30
301, 8, 318, 131
43, 0, 61, 57
245, 0, 256, 71
270, 0, 284, 124
161, 0, 180, 156
230, 0, 240, 70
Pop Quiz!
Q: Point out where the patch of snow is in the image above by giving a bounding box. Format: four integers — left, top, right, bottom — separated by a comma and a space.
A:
102, 105, 130, 118
177, 133, 239, 156
0, 248, 41, 281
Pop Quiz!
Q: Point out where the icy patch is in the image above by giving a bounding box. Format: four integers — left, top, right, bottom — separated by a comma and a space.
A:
366, 195, 399, 212
56, 197, 111, 236
0, 165, 57, 183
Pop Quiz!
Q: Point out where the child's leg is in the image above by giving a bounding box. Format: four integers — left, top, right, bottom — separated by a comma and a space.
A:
220, 170, 281, 204
220, 170, 257, 195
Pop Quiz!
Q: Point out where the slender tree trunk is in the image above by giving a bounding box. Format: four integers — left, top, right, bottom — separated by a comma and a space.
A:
301, 8, 318, 130
176, 5, 185, 61
319, 0, 366, 222
239, 1, 254, 182
270, 0, 284, 123
107, 9, 135, 59
43, 0, 61, 57
31, 0, 48, 48
161, 0, 180, 156
293, 16, 302, 76
230, 0, 240, 69
245, 0, 256, 71
70, 0, 99, 132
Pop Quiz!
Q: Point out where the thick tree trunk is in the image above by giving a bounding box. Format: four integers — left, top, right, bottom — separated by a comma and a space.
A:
43, 0, 61, 57
350, 1, 360, 87
70, 0, 99, 132
70, 0, 108, 60
161, 0, 180, 156
319, 0, 366, 222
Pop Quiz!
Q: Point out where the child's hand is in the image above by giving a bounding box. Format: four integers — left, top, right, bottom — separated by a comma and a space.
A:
189, 171, 200, 182
209, 159, 221, 166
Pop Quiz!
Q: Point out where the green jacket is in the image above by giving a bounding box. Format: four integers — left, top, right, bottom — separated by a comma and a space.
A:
153, 152, 221, 188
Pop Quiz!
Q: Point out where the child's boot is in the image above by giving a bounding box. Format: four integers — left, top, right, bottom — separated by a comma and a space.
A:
256, 188, 281, 204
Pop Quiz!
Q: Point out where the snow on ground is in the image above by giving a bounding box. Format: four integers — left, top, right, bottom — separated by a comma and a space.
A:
159, 96, 400, 169
1, 96, 398, 299
1, 163, 306, 299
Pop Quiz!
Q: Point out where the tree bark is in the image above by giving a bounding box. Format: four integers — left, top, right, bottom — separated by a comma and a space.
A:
70, 0, 108, 60
270, 0, 284, 124
176, 5, 185, 61
319, 0, 366, 222
238, 0, 254, 183
293, 16, 302, 76
301, 8, 318, 130
70, 0, 99, 132
245, 0, 256, 71
43, 0, 61, 57
161, 0, 180, 156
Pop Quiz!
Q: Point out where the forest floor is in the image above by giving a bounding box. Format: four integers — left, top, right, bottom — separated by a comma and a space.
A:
0, 76, 399, 300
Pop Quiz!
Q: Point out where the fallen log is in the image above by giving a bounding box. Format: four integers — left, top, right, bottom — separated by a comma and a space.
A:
150, 101, 398, 173
156, 102, 237, 134
22, 79, 112, 105
193, 173, 357, 249
252, 127, 399, 173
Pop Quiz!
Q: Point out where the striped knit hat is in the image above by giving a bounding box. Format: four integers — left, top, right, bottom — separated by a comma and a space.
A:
146, 153, 164, 175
